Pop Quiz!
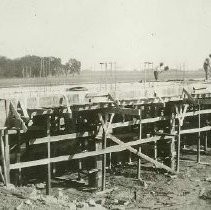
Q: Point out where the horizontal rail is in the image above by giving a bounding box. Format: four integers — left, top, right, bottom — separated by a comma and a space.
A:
180, 126, 211, 135
10, 135, 173, 170
29, 131, 94, 145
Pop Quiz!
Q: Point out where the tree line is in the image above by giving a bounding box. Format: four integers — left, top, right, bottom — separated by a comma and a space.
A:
0, 55, 81, 78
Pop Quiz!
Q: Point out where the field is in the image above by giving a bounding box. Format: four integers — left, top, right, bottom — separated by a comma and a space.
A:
0, 70, 204, 88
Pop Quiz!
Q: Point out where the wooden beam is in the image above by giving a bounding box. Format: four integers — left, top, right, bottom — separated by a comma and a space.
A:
29, 132, 94, 145
180, 126, 211, 135
98, 112, 115, 191
102, 116, 107, 191
46, 116, 51, 195
170, 111, 176, 170
4, 129, 10, 185
0, 131, 6, 185
204, 131, 208, 151
10, 135, 173, 170
108, 134, 176, 174
197, 104, 201, 163
176, 123, 181, 172
107, 107, 141, 116
15, 130, 22, 186
110, 108, 211, 131
137, 109, 142, 179
182, 88, 197, 105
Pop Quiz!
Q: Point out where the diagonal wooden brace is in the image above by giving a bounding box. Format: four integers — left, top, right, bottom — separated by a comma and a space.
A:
108, 134, 176, 174
175, 104, 189, 126
98, 113, 115, 135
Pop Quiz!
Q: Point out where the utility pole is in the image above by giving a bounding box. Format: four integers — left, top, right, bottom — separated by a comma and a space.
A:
48, 57, 51, 77
100, 62, 104, 91
114, 62, 117, 91
105, 62, 107, 90
40, 58, 42, 77
109, 62, 113, 90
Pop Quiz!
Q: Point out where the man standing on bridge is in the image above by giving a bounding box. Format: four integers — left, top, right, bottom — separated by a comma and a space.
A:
203, 56, 211, 80
154, 62, 169, 81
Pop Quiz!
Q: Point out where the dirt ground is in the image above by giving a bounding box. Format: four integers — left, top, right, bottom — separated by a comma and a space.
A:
1, 151, 211, 210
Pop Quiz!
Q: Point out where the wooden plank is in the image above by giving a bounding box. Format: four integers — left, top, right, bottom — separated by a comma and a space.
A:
108, 134, 176, 174
204, 131, 208, 151
46, 116, 51, 195
180, 126, 211, 135
29, 132, 94, 145
107, 107, 140, 116
10, 135, 173, 170
197, 104, 201, 163
110, 108, 211, 131
102, 115, 108, 191
15, 130, 22, 186
111, 117, 169, 130
0, 131, 6, 185
137, 109, 141, 179
170, 111, 176, 170
182, 88, 197, 105
184, 109, 211, 117
154, 141, 157, 161
99, 113, 114, 191
4, 129, 10, 185
176, 123, 181, 172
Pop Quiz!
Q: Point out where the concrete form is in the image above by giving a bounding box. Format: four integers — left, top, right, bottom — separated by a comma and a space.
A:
0, 80, 211, 194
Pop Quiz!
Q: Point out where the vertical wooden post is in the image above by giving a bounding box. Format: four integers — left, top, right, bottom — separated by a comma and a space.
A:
15, 130, 22, 186
204, 131, 208, 152
108, 147, 112, 170
4, 129, 10, 185
170, 111, 176, 170
197, 104, 201, 163
137, 109, 142, 179
154, 141, 157, 161
176, 121, 181, 172
128, 152, 132, 164
102, 113, 108, 191
95, 139, 102, 188
52, 143, 56, 177
0, 130, 6, 184
46, 115, 51, 195
4, 100, 10, 185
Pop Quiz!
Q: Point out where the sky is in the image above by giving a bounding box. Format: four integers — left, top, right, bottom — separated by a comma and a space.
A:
0, 0, 211, 70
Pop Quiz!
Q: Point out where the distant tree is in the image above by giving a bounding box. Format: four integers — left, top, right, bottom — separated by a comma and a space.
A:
65, 58, 81, 76
0, 55, 78, 78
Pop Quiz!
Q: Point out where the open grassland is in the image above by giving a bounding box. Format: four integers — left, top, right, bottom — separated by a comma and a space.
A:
0, 70, 204, 88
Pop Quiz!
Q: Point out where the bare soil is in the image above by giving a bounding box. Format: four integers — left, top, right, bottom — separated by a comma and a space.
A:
1, 151, 211, 209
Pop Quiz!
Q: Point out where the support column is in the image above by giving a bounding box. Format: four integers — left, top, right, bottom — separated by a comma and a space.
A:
15, 130, 22, 186
176, 122, 181, 172
154, 141, 158, 161
4, 129, 10, 185
0, 130, 6, 184
197, 104, 201, 163
95, 139, 103, 188
46, 115, 51, 195
204, 131, 208, 152
137, 109, 142, 179
101, 113, 108, 191
170, 111, 176, 170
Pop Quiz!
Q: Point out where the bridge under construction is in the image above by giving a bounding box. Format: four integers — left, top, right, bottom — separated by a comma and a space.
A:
0, 80, 211, 195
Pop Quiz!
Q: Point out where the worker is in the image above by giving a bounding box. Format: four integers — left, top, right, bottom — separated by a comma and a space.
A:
154, 63, 169, 81
203, 58, 210, 80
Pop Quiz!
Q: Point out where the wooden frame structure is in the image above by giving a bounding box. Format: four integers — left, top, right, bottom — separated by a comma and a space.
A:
0, 87, 211, 194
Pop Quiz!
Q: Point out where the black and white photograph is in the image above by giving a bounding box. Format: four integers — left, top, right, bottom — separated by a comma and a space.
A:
0, 0, 211, 209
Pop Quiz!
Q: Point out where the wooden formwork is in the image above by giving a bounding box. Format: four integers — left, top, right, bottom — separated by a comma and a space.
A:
0, 87, 211, 194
